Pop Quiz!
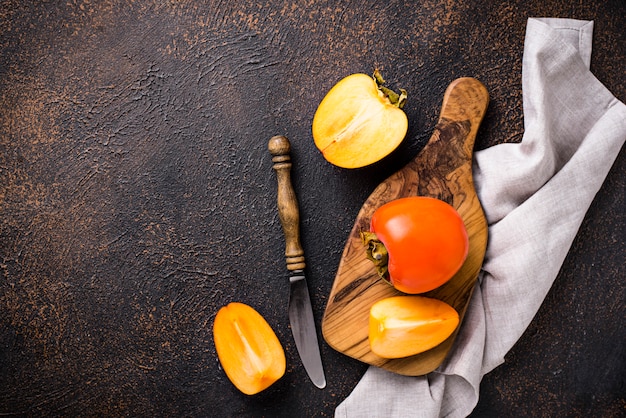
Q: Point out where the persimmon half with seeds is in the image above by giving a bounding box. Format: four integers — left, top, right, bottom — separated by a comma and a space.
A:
213, 302, 286, 395
312, 70, 408, 168
369, 295, 459, 359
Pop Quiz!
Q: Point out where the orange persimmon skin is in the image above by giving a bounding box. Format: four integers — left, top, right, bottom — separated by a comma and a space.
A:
371, 196, 469, 294
369, 296, 459, 359
213, 302, 286, 395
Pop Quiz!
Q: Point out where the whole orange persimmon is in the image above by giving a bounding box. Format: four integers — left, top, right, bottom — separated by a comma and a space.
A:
213, 302, 286, 395
362, 196, 469, 294
312, 70, 408, 168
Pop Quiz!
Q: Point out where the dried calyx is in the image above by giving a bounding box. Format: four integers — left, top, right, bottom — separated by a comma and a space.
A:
373, 69, 407, 109
360, 231, 391, 284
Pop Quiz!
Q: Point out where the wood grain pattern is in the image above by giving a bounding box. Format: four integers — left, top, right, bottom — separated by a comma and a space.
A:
269, 135, 307, 271
322, 78, 490, 376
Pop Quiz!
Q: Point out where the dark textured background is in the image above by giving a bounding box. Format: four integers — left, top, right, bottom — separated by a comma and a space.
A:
1, 1, 624, 417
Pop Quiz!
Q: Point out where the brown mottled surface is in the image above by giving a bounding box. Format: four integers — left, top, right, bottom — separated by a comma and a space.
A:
1, 1, 623, 417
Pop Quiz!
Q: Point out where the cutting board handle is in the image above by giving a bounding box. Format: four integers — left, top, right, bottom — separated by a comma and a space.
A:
269, 135, 306, 271
437, 77, 490, 159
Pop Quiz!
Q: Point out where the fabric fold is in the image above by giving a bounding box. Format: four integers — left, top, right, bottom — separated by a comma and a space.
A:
336, 17, 625, 418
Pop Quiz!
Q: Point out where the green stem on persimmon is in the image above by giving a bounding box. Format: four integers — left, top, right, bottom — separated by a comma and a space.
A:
373, 69, 408, 109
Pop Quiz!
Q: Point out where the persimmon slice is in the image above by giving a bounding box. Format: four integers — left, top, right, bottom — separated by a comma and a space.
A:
369, 296, 459, 359
213, 302, 286, 395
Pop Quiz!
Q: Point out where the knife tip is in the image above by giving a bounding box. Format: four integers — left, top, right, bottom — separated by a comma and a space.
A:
314, 378, 327, 389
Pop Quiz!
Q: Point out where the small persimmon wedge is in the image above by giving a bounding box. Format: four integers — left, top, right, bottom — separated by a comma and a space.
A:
312, 71, 408, 168
369, 296, 459, 359
213, 302, 286, 395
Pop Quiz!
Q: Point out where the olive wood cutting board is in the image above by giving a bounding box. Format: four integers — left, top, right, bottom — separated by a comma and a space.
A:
321, 77, 490, 376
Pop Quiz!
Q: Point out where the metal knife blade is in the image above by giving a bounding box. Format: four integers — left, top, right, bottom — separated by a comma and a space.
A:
268, 135, 327, 389
288, 271, 326, 388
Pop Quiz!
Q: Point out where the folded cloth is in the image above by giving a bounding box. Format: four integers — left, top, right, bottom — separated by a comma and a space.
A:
335, 18, 626, 418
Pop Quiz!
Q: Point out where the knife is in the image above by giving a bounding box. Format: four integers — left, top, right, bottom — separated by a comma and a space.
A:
268, 135, 327, 389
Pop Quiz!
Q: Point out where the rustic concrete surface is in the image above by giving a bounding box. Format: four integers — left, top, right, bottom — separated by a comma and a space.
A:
1, 1, 623, 416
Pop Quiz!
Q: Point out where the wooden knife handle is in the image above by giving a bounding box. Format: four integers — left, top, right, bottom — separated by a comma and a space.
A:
268, 135, 306, 271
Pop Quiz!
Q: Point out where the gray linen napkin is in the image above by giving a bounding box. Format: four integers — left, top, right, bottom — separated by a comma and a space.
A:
335, 18, 626, 418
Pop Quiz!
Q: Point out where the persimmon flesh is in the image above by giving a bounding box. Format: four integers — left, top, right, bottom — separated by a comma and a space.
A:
312, 71, 408, 168
364, 196, 469, 294
213, 302, 286, 395
369, 295, 459, 358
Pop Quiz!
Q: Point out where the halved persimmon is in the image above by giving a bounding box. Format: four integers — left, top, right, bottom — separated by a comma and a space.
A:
213, 302, 286, 395
369, 296, 459, 359
312, 70, 408, 168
